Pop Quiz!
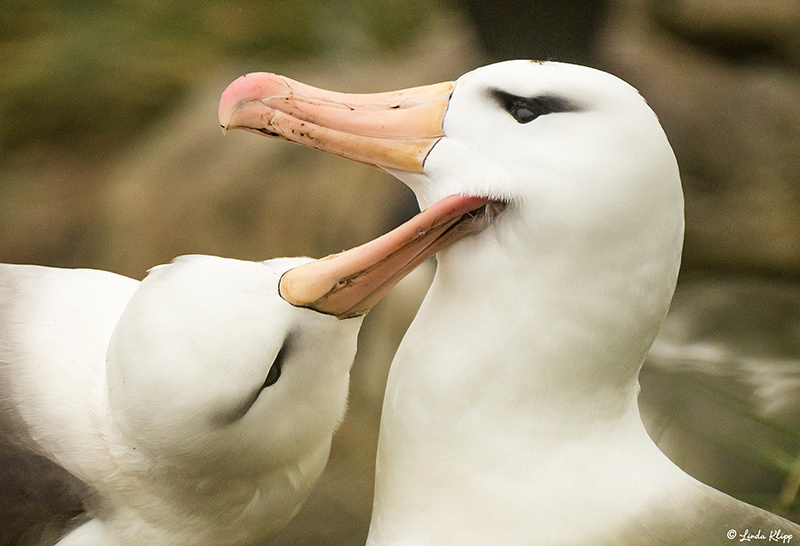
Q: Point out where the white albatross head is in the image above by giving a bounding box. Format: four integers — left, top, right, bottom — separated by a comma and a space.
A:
105, 255, 360, 472
219, 59, 685, 386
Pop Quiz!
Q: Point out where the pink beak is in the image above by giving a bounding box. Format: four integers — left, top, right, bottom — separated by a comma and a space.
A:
219, 72, 454, 173
279, 194, 489, 319
219, 72, 492, 319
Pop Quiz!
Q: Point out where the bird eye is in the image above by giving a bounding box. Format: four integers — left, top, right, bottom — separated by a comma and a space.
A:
211, 344, 290, 425
509, 101, 538, 124
262, 345, 285, 389
489, 89, 577, 124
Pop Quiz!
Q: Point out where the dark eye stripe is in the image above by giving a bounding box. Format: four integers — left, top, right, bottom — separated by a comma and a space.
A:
489, 89, 578, 124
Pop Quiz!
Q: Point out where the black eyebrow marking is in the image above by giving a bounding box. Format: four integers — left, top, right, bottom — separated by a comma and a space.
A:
489, 89, 578, 123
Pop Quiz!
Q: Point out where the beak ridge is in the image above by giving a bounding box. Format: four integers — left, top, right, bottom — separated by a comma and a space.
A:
219, 73, 454, 173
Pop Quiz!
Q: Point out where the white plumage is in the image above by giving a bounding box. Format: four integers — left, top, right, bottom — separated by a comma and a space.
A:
372, 60, 800, 545
1, 256, 360, 544
220, 59, 800, 545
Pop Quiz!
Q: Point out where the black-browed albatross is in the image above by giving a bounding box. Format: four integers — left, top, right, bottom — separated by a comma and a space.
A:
220, 59, 800, 545
0, 192, 488, 545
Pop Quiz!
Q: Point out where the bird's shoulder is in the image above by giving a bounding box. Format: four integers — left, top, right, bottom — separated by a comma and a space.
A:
0, 264, 138, 467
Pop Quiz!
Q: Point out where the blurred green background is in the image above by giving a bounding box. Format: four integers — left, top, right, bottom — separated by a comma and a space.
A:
2, 0, 800, 543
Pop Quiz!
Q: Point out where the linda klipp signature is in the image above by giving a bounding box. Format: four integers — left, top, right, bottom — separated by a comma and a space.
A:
727, 528, 793, 543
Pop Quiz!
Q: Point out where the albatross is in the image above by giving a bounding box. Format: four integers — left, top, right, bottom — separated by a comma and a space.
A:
220, 60, 800, 544
0, 192, 487, 545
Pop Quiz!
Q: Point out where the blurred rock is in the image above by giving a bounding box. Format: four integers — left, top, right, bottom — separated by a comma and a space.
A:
95, 14, 481, 279
0, 0, 439, 154
598, 0, 800, 276
652, 0, 800, 62
455, 0, 610, 64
